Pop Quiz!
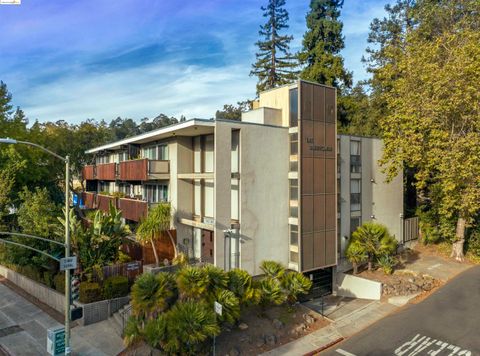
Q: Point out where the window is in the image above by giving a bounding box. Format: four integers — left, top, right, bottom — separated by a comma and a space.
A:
231, 130, 239, 173
289, 179, 298, 201
143, 145, 168, 160
290, 225, 298, 246
350, 179, 361, 211
144, 184, 168, 203
96, 155, 109, 164
290, 206, 298, 218
289, 160, 298, 172
289, 88, 298, 127
350, 140, 361, 173
204, 135, 214, 173
351, 217, 361, 234
290, 133, 298, 156
290, 251, 299, 263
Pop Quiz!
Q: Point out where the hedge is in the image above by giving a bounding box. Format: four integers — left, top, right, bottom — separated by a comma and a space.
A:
79, 282, 103, 303
103, 275, 129, 299
54, 273, 65, 294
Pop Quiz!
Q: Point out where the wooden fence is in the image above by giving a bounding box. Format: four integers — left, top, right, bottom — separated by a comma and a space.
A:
403, 216, 420, 243
91, 261, 143, 284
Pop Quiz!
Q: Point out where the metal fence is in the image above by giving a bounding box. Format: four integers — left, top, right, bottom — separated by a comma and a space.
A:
81, 296, 130, 326
403, 216, 420, 243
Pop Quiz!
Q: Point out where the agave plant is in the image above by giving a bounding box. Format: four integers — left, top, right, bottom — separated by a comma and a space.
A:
227, 268, 261, 306
214, 289, 240, 325
162, 301, 220, 355
176, 265, 209, 300
260, 260, 286, 279
281, 271, 312, 304
377, 255, 398, 275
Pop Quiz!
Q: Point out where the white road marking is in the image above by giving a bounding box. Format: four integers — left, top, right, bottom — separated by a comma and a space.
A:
427, 263, 442, 270
336, 349, 357, 356
395, 334, 471, 356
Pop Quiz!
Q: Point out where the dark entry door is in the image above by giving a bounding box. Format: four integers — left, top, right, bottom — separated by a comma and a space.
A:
300, 267, 333, 301
201, 230, 214, 264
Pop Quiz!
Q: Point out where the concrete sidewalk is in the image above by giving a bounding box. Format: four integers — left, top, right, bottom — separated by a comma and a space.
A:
0, 281, 124, 356
261, 301, 397, 355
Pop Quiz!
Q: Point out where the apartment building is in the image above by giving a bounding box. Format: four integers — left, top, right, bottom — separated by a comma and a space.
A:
82, 80, 403, 294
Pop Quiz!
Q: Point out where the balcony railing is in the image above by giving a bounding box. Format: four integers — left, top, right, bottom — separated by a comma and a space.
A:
96, 163, 116, 181
97, 194, 116, 212
83, 165, 96, 180
118, 198, 148, 222
82, 192, 96, 209
118, 159, 169, 181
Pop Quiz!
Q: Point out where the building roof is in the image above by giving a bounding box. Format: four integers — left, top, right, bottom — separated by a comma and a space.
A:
85, 118, 216, 153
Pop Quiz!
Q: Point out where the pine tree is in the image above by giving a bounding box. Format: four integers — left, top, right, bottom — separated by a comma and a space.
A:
300, 0, 352, 91
250, 0, 299, 94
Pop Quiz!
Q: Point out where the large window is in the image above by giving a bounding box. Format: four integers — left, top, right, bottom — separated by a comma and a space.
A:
289, 179, 298, 202
350, 179, 361, 212
290, 224, 298, 246
144, 184, 168, 203
231, 130, 239, 173
290, 133, 298, 156
143, 144, 168, 160
350, 140, 361, 173
204, 135, 214, 173
289, 88, 298, 127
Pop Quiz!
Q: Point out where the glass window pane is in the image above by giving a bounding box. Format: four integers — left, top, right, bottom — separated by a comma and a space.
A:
350, 141, 361, 155
289, 251, 299, 263
289, 88, 298, 127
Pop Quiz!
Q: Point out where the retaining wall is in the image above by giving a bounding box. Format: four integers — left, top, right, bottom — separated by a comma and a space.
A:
336, 272, 382, 300
0, 264, 65, 314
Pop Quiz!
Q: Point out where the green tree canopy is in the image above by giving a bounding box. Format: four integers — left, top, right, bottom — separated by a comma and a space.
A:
250, 0, 299, 94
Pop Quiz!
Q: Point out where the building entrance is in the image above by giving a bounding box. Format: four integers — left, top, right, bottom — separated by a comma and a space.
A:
201, 230, 214, 264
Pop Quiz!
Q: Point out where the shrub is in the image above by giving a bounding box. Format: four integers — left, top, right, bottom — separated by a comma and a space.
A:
18, 265, 42, 282
203, 264, 228, 296
260, 260, 285, 279
346, 240, 368, 274
227, 268, 261, 306
176, 265, 208, 300
466, 230, 480, 257
42, 271, 55, 288
54, 272, 65, 294
79, 282, 103, 303
103, 276, 129, 299
281, 271, 312, 304
377, 255, 398, 275
117, 251, 132, 263
214, 289, 240, 325
259, 277, 285, 307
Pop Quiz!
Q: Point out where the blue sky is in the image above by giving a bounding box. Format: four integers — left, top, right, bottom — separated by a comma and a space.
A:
0, 0, 389, 124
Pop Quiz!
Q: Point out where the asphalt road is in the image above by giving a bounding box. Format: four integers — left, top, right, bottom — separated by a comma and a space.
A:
323, 266, 480, 356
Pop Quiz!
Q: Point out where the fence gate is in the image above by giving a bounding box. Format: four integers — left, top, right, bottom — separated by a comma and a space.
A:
403, 216, 420, 243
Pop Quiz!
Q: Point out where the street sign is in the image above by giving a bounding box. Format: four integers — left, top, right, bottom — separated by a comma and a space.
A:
60, 256, 77, 271
47, 326, 65, 356
126, 261, 140, 271
214, 301, 222, 316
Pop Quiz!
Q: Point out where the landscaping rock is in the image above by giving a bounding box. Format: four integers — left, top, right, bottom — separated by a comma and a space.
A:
272, 318, 284, 329
303, 313, 315, 324
265, 334, 277, 346
239, 335, 251, 343
256, 336, 265, 347
228, 347, 240, 356
238, 322, 248, 330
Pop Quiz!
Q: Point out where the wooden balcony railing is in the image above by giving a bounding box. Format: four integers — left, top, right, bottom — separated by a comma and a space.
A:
118, 159, 169, 181
118, 198, 148, 222
82, 165, 96, 180
96, 163, 116, 181
82, 192, 96, 209
119, 159, 148, 181
97, 194, 116, 212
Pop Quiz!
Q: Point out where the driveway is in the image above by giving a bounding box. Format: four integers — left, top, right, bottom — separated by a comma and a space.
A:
322, 266, 480, 355
0, 278, 123, 356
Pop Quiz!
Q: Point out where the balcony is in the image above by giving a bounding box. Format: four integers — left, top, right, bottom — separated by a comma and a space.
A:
82, 192, 96, 209
118, 198, 148, 222
82, 165, 96, 180
96, 163, 116, 181
97, 194, 116, 212
118, 159, 169, 181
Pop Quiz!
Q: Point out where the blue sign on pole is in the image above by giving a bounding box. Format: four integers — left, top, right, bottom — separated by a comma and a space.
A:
72, 193, 78, 206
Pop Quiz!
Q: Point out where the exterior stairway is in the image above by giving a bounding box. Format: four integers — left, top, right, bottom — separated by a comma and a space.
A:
109, 303, 132, 337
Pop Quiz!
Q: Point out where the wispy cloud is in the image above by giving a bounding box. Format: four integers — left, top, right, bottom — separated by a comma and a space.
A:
0, 0, 389, 123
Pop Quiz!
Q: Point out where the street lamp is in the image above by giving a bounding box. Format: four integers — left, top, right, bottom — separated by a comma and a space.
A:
0, 137, 72, 355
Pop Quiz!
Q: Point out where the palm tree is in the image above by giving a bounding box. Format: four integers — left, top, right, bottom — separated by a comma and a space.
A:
260, 260, 286, 279
130, 272, 177, 320
203, 264, 228, 297
346, 239, 367, 274
227, 268, 261, 306
281, 271, 312, 304
176, 265, 209, 300
351, 222, 397, 271
136, 202, 177, 266
162, 301, 220, 355
214, 289, 240, 325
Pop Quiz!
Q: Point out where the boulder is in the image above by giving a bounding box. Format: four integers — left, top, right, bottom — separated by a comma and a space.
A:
228, 347, 240, 356
265, 334, 277, 346
238, 322, 248, 330
272, 319, 284, 330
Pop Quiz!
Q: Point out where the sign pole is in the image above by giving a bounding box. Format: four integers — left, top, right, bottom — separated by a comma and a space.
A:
64, 156, 71, 355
